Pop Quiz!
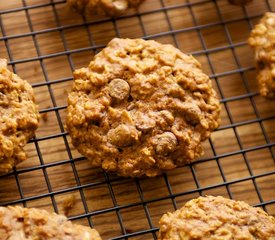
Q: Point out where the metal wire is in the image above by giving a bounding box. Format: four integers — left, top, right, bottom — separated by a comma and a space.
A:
0, 0, 275, 239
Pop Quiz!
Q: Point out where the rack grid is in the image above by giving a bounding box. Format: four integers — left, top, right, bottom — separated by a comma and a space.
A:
0, 0, 274, 239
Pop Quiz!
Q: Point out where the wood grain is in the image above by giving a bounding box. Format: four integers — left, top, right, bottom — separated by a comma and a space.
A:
0, 0, 274, 239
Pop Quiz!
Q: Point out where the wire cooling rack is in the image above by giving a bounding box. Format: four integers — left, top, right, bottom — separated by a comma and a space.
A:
0, 0, 274, 239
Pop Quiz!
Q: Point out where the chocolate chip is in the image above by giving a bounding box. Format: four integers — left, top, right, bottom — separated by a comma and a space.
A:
107, 124, 138, 147
152, 132, 178, 155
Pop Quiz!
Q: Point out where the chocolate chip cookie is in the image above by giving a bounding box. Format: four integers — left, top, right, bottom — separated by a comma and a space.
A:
0, 205, 102, 239
0, 59, 39, 175
248, 12, 275, 99
67, 0, 145, 17
159, 196, 275, 240
66, 38, 221, 178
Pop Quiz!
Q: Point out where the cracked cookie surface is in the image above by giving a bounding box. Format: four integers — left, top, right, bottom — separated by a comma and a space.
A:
248, 12, 275, 99
66, 38, 220, 178
67, 0, 145, 17
158, 196, 275, 240
0, 59, 39, 175
0, 206, 102, 240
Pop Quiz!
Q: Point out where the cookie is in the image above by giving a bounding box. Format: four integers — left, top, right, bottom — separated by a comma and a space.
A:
158, 196, 275, 240
67, 0, 145, 17
0, 205, 102, 239
228, 0, 253, 5
66, 38, 220, 178
0, 59, 39, 175
248, 12, 275, 99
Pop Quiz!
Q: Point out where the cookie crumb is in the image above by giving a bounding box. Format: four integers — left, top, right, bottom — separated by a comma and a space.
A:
34, 65, 39, 73
41, 112, 48, 122
62, 195, 76, 216
41, 106, 51, 123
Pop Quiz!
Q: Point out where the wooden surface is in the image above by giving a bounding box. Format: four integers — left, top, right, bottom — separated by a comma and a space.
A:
0, 0, 275, 239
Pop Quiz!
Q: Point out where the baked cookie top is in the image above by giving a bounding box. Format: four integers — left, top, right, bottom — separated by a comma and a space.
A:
158, 196, 275, 240
0, 206, 102, 240
248, 12, 275, 98
67, 0, 145, 17
66, 38, 220, 177
0, 59, 39, 175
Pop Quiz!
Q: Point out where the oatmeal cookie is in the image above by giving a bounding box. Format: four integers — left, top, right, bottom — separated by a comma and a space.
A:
66, 38, 220, 178
0, 205, 102, 239
67, 0, 145, 17
0, 59, 39, 175
248, 12, 275, 99
228, 0, 253, 5
159, 196, 275, 240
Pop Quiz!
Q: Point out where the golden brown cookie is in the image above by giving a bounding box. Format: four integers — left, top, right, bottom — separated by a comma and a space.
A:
67, 0, 145, 17
228, 0, 253, 5
66, 38, 220, 178
159, 196, 275, 240
0, 205, 102, 239
0, 59, 39, 175
248, 12, 275, 99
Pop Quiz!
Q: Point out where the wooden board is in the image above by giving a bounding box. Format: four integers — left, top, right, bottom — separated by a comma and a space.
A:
0, 0, 274, 239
